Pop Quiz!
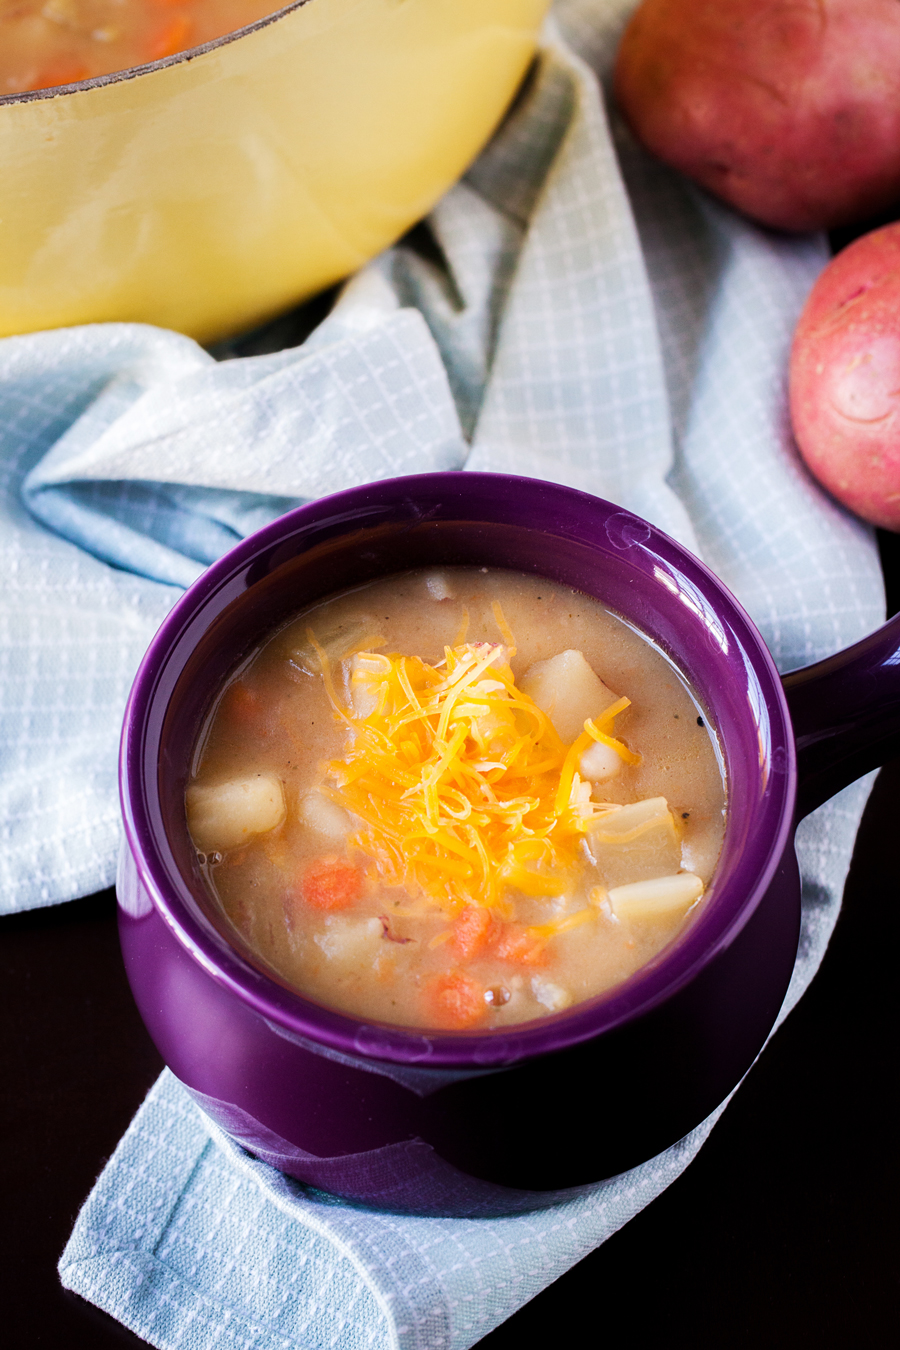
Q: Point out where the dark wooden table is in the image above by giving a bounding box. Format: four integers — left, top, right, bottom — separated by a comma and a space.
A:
3, 532, 898, 1348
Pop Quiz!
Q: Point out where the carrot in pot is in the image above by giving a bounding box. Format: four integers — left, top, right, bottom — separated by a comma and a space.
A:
147, 15, 193, 60
30, 63, 89, 90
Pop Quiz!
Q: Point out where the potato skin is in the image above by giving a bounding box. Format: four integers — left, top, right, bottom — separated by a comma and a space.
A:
789, 224, 900, 530
614, 0, 900, 233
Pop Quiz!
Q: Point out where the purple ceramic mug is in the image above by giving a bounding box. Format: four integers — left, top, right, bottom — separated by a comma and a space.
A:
117, 472, 900, 1217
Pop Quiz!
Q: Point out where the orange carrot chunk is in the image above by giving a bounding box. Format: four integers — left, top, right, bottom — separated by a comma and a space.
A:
30, 64, 89, 91
147, 16, 193, 60
301, 856, 362, 911
452, 904, 494, 961
493, 923, 546, 966
219, 680, 277, 738
427, 972, 486, 1029
221, 681, 258, 719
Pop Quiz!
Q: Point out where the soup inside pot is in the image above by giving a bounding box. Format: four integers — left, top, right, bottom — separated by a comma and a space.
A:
186, 566, 727, 1030
0, 0, 280, 93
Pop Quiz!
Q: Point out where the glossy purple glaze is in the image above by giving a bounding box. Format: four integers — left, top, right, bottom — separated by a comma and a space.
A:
784, 612, 900, 818
117, 473, 897, 1215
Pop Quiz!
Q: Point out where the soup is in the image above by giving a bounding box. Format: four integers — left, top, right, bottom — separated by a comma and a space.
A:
186, 567, 727, 1030
0, 0, 280, 93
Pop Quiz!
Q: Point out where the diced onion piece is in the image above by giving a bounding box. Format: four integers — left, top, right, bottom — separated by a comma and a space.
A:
298, 789, 351, 841
469, 641, 511, 671
608, 873, 703, 922
348, 652, 391, 717
186, 774, 285, 853
290, 615, 384, 675
589, 796, 674, 844
531, 975, 573, 1011
579, 740, 622, 783
520, 650, 619, 744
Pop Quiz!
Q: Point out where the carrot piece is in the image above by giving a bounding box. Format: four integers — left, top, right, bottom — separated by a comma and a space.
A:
300, 856, 362, 911
427, 971, 486, 1029
219, 680, 276, 738
493, 923, 546, 966
452, 904, 494, 960
147, 16, 193, 60
221, 681, 257, 717
29, 64, 89, 91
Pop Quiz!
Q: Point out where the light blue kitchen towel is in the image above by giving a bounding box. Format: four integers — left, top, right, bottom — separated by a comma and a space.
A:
0, 1, 883, 1346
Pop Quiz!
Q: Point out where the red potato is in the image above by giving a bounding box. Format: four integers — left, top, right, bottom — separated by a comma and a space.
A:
614, 0, 900, 233
789, 223, 900, 530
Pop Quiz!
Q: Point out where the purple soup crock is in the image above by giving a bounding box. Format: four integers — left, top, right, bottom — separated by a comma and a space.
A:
117, 473, 900, 1217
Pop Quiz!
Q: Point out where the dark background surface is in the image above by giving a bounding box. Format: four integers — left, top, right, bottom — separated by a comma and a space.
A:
1, 530, 898, 1348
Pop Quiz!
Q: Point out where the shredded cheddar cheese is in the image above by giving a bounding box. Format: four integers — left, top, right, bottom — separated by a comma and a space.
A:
308, 630, 639, 919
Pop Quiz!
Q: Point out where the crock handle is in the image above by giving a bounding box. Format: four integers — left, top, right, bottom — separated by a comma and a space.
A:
782, 612, 900, 819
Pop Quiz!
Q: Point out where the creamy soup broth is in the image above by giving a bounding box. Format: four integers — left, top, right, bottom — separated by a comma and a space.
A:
0, 0, 280, 93
187, 567, 726, 1030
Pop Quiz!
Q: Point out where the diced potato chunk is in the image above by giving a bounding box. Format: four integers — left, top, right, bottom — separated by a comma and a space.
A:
186, 774, 286, 853
298, 790, 351, 841
314, 916, 383, 962
588, 797, 681, 887
424, 571, 455, 600
579, 740, 622, 783
531, 975, 573, 1012
590, 797, 674, 842
520, 650, 619, 743
608, 873, 704, 923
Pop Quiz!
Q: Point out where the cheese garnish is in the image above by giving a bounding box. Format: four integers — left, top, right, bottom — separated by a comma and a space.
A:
309, 631, 638, 918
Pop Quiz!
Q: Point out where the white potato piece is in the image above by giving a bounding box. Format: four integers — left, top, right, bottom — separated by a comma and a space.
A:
298, 789, 351, 841
588, 797, 681, 887
423, 570, 455, 600
531, 975, 573, 1012
590, 797, 674, 843
579, 739, 622, 783
186, 774, 286, 853
609, 873, 703, 923
315, 916, 383, 962
520, 649, 619, 743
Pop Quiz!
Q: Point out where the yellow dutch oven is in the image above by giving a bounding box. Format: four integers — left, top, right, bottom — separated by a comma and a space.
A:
0, 0, 550, 343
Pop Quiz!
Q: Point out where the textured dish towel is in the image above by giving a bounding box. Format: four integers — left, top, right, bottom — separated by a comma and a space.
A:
0, 1, 883, 1346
